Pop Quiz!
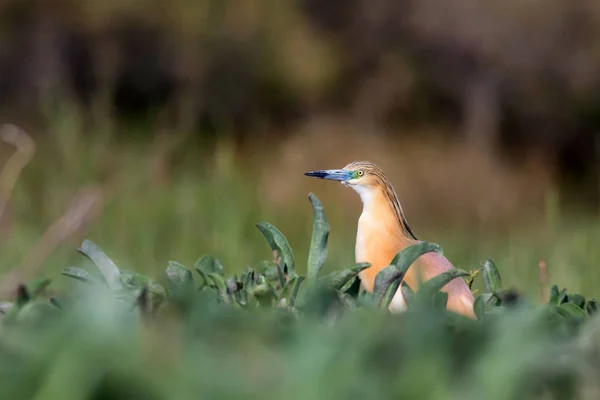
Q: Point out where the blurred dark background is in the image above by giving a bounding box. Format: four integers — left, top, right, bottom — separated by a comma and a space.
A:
3, 0, 600, 183
1, 0, 599, 298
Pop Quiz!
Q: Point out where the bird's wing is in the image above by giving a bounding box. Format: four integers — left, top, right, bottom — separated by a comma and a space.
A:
401, 251, 476, 318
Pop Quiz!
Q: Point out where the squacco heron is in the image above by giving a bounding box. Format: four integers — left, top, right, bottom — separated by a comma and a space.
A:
305, 161, 476, 319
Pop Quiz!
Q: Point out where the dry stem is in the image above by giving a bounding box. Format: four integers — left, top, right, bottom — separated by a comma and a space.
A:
0, 124, 36, 222
0, 185, 104, 299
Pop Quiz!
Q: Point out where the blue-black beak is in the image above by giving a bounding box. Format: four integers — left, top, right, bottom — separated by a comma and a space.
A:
304, 169, 352, 181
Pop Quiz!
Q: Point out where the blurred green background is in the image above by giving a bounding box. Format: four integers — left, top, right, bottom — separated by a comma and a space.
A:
1, 0, 600, 299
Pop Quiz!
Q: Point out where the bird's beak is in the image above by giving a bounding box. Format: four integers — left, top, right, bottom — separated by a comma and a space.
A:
304, 169, 352, 181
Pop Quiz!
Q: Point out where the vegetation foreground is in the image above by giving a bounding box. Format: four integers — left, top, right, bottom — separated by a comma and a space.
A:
0, 193, 599, 399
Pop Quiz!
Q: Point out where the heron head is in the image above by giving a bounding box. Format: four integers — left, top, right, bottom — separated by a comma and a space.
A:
304, 161, 383, 189
305, 161, 415, 238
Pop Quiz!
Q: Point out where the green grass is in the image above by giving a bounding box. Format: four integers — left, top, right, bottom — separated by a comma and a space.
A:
0, 193, 599, 399
1, 114, 600, 398
2, 107, 600, 301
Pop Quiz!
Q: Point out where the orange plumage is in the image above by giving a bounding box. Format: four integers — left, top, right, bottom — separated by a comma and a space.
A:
305, 161, 476, 319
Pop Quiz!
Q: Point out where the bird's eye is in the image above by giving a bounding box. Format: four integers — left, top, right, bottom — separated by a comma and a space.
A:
357, 170, 364, 177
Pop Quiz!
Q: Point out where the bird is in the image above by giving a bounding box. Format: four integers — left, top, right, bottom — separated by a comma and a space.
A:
304, 161, 476, 319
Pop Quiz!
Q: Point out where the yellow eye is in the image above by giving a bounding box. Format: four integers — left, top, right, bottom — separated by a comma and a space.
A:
357, 170, 364, 177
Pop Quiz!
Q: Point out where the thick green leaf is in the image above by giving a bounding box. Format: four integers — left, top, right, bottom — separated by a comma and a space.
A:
256, 222, 296, 277
165, 261, 195, 289
307, 193, 330, 280
482, 259, 502, 293
194, 267, 211, 287
61, 267, 102, 285
380, 279, 401, 309
401, 282, 415, 307
120, 270, 166, 299
556, 302, 587, 317
416, 269, 470, 301
120, 269, 147, 288
549, 285, 561, 305
373, 265, 405, 306
343, 276, 362, 298
194, 255, 224, 276
316, 263, 370, 291
373, 242, 442, 304
78, 240, 122, 290
262, 266, 281, 285
568, 294, 586, 309
207, 273, 228, 300
340, 276, 356, 292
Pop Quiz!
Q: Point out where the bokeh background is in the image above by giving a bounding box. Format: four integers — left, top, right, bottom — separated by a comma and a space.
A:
1, 0, 600, 298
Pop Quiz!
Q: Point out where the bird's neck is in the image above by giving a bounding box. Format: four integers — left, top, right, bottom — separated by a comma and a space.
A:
353, 185, 414, 240
353, 185, 416, 291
